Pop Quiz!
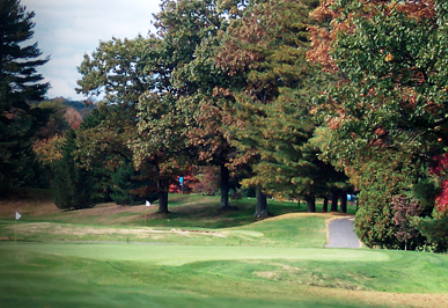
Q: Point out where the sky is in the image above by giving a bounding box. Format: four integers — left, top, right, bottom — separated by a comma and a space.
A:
21, 0, 162, 100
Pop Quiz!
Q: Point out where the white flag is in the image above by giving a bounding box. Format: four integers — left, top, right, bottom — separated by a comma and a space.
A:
146, 200, 151, 207
15, 212, 22, 220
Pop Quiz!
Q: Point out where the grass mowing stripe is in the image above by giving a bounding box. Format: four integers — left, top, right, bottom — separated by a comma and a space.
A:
0, 246, 392, 308
0, 242, 389, 266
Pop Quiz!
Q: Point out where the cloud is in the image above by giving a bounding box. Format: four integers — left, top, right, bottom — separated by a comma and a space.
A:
21, 0, 161, 100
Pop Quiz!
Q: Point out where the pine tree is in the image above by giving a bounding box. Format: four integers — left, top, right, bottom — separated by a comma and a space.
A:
52, 130, 94, 210
0, 0, 50, 193
110, 160, 157, 206
216, 0, 329, 217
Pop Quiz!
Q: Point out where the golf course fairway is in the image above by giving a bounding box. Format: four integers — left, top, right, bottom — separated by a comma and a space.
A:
0, 242, 389, 265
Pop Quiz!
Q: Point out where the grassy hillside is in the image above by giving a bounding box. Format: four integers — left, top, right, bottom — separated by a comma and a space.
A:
0, 190, 447, 308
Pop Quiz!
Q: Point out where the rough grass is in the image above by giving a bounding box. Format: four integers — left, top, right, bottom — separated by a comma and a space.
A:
0, 189, 447, 308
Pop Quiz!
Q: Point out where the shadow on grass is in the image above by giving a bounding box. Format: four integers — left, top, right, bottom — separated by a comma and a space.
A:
1, 189, 356, 231
141, 194, 357, 229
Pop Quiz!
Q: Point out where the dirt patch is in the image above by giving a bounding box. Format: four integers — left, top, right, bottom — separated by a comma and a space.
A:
255, 271, 279, 279
252, 212, 353, 225
243, 260, 301, 271
316, 287, 448, 308
170, 228, 226, 237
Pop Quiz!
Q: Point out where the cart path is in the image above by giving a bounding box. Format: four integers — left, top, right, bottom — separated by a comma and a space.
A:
326, 217, 361, 249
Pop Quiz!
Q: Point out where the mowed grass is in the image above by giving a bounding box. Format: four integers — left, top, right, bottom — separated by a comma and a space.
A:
0, 192, 335, 247
1, 242, 448, 308
1, 190, 448, 307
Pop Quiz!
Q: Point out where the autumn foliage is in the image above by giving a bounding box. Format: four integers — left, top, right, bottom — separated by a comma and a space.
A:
430, 153, 448, 212
307, 0, 436, 71
9, 0, 448, 251
307, 0, 448, 249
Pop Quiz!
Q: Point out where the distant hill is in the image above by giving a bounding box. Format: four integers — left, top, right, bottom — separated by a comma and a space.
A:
36, 97, 96, 118
63, 100, 89, 111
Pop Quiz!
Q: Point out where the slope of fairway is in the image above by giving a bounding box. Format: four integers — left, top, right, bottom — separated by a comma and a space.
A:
1, 192, 448, 308
0, 242, 389, 265
0, 214, 330, 248
1, 243, 448, 308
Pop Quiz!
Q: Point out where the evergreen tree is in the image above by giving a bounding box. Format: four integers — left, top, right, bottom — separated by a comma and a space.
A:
216, 0, 329, 217
110, 160, 157, 206
0, 0, 50, 193
52, 130, 94, 210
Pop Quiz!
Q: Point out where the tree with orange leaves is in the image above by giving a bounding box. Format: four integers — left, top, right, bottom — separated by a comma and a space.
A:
214, 0, 354, 217
308, 0, 448, 250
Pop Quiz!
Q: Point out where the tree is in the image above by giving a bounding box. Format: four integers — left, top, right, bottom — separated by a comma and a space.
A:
110, 160, 158, 206
133, 90, 190, 214
0, 0, 49, 102
77, 36, 156, 107
133, 0, 234, 212
162, 0, 240, 210
33, 100, 69, 139
33, 134, 64, 185
75, 106, 137, 202
0, 0, 50, 193
307, 0, 448, 249
76, 36, 160, 207
52, 130, 94, 210
216, 0, 337, 217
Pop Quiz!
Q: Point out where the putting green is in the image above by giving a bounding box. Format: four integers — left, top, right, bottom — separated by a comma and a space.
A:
0, 242, 389, 265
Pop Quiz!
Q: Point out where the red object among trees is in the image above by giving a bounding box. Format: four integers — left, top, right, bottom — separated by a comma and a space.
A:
430, 153, 448, 212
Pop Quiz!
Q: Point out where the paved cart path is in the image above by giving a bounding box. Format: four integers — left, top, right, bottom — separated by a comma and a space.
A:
326, 217, 361, 249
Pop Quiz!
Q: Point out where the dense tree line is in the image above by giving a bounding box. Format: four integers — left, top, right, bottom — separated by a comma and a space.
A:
3, 0, 448, 251
0, 0, 50, 193
308, 0, 448, 250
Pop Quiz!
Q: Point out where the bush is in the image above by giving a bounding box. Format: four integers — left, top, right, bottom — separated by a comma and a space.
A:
354, 159, 411, 249
416, 211, 448, 252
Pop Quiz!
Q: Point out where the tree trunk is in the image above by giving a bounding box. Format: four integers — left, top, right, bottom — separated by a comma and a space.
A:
158, 178, 170, 214
330, 191, 339, 212
322, 197, 328, 213
306, 195, 316, 213
254, 185, 269, 219
220, 164, 230, 209
340, 192, 347, 213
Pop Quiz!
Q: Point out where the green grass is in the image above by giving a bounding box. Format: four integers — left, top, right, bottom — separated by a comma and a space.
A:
0, 191, 447, 308
1, 193, 356, 228
1, 242, 448, 308
0, 242, 389, 265
0, 213, 329, 248
0, 243, 395, 308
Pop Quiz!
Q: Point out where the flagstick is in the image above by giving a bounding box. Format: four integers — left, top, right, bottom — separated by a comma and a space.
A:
145, 201, 151, 227
14, 219, 16, 245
